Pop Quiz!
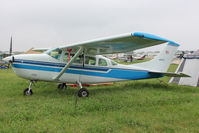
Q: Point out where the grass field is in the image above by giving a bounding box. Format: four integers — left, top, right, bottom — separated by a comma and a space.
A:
0, 64, 199, 133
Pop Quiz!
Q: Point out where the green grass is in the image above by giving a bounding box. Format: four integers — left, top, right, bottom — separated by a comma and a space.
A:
0, 65, 199, 133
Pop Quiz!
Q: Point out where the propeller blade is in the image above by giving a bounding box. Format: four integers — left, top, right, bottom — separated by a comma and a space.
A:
10, 36, 12, 56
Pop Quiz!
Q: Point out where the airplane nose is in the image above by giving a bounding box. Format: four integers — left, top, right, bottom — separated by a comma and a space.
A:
3, 56, 13, 63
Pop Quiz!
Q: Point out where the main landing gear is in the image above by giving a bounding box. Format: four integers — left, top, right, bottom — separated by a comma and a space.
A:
23, 81, 89, 97
24, 80, 34, 96
77, 81, 89, 97
57, 83, 67, 90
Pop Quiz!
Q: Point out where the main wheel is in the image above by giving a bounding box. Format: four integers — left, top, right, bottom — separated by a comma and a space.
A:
78, 88, 89, 97
58, 83, 67, 90
24, 88, 33, 96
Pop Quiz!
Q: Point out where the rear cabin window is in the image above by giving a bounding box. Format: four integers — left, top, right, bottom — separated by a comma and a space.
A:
99, 58, 108, 66
111, 61, 118, 66
85, 56, 96, 65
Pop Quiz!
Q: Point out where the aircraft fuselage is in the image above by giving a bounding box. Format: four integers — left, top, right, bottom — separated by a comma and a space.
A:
6, 53, 161, 84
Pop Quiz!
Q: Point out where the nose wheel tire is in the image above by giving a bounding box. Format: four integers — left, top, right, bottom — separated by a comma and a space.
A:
58, 83, 67, 90
78, 88, 89, 97
24, 88, 33, 96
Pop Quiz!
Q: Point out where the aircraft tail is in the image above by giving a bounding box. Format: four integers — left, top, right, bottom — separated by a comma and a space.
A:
133, 43, 179, 72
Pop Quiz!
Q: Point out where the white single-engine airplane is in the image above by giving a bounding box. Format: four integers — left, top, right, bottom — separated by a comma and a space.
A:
3, 32, 189, 97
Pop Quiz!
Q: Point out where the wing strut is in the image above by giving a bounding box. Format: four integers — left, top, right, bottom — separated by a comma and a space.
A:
82, 50, 85, 68
53, 46, 83, 81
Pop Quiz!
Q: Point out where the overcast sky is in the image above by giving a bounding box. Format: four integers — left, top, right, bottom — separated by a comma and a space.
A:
0, 0, 198, 52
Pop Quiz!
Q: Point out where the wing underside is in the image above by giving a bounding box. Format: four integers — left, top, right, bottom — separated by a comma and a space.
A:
58, 32, 179, 55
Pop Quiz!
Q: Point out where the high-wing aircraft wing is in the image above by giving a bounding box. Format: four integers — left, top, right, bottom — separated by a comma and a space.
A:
59, 32, 179, 55
52, 32, 180, 81
32, 48, 49, 52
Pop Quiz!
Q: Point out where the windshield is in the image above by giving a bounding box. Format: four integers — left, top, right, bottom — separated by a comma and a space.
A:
45, 48, 62, 60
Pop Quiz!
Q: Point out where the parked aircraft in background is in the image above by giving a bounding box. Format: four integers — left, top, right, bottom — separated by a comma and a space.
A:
3, 32, 190, 97
132, 55, 146, 60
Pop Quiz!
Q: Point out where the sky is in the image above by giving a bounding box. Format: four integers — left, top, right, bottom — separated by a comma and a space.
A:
0, 0, 199, 52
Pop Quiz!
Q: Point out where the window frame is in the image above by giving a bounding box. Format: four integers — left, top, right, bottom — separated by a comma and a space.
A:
98, 58, 108, 67
84, 56, 96, 66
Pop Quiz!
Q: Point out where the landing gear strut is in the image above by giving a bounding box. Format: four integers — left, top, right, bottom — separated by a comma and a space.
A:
24, 80, 34, 96
57, 83, 67, 90
77, 81, 89, 97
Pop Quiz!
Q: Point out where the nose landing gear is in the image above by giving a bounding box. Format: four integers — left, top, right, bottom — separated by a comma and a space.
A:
24, 80, 34, 96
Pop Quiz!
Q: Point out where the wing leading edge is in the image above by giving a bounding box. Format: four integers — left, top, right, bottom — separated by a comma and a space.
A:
59, 32, 179, 55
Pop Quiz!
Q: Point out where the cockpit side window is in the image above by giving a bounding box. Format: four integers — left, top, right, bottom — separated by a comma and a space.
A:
46, 48, 62, 60
99, 58, 108, 66
74, 55, 83, 64
62, 52, 73, 62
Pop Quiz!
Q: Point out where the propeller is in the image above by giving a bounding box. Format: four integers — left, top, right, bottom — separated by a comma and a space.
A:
3, 36, 14, 64
10, 36, 12, 56
10, 36, 15, 63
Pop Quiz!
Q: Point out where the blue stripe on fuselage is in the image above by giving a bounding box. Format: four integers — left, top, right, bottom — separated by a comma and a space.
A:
12, 63, 162, 80
14, 59, 109, 71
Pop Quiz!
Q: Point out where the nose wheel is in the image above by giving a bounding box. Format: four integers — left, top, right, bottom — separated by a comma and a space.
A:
24, 88, 33, 95
24, 80, 34, 96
